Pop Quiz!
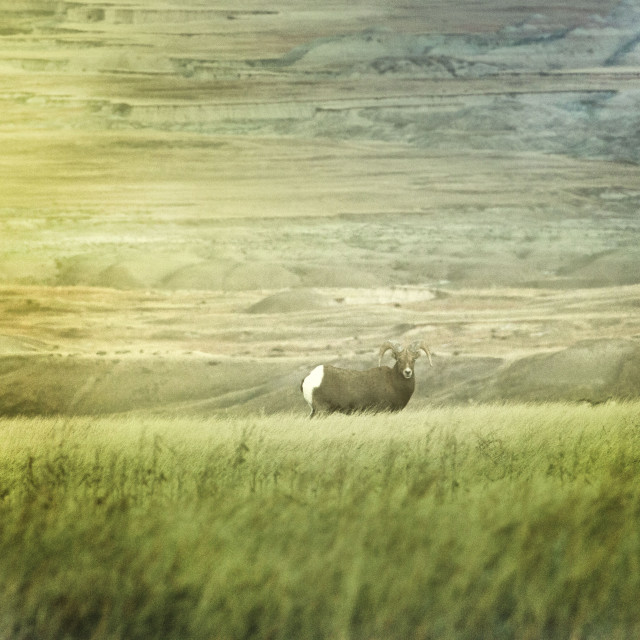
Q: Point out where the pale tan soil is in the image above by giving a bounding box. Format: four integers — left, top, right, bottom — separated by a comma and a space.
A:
1, 0, 639, 414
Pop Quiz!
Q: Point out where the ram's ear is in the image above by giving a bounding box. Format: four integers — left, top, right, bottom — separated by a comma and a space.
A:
379, 341, 403, 366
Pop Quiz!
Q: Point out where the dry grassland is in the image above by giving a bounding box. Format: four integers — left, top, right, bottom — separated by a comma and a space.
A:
1, 404, 640, 639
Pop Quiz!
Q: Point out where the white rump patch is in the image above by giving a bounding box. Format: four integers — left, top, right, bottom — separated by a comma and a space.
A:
302, 365, 324, 408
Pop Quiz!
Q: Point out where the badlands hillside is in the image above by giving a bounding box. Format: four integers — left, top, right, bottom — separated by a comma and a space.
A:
1, 0, 640, 414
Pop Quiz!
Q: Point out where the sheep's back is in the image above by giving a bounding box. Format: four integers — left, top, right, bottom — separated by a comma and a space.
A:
315, 364, 410, 412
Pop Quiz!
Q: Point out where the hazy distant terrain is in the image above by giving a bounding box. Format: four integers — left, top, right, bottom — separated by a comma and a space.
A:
1, 0, 640, 415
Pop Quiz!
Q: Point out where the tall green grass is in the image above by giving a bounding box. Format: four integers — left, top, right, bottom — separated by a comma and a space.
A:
1, 403, 640, 639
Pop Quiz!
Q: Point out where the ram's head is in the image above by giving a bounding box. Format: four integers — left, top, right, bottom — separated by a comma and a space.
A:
379, 340, 433, 378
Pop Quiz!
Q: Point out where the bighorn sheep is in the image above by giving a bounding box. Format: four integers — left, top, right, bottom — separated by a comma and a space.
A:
301, 340, 432, 417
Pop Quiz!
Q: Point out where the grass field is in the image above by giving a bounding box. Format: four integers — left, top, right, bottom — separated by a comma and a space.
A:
2, 403, 640, 639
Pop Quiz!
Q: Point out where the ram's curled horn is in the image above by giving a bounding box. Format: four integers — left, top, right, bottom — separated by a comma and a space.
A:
410, 340, 433, 367
378, 341, 403, 367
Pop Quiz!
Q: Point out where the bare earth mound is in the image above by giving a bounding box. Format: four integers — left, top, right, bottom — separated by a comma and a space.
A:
297, 265, 382, 288
162, 261, 231, 291
489, 339, 640, 403
557, 249, 640, 288
246, 289, 336, 314
224, 263, 301, 291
